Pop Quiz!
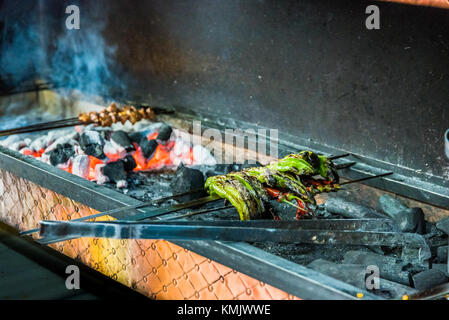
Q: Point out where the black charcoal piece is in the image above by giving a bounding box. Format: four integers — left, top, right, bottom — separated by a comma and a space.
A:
128, 132, 143, 144
103, 161, 127, 182
93, 127, 112, 140
111, 130, 134, 151
412, 269, 448, 291
343, 250, 410, 286
121, 155, 137, 172
437, 246, 448, 263
171, 165, 206, 201
393, 208, 425, 234
140, 139, 158, 159
79, 131, 105, 159
324, 197, 386, 219
432, 264, 449, 277
436, 217, 449, 234
156, 124, 173, 141
379, 195, 409, 219
48, 143, 75, 166
307, 259, 366, 289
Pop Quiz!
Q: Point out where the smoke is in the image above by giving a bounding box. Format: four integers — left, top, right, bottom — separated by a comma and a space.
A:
49, 5, 125, 96
0, 1, 44, 85
0, 0, 125, 97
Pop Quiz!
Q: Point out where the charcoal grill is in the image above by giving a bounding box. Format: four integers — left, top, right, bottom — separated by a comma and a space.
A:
1, 0, 449, 300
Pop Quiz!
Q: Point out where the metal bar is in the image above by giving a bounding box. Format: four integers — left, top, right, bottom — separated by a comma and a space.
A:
340, 172, 393, 185
0, 119, 82, 137
20, 187, 206, 235
335, 162, 356, 170
166, 205, 234, 220
38, 220, 430, 262
328, 153, 351, 160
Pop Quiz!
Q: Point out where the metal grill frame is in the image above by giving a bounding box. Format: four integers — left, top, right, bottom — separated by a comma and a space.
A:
0, 145, 379, 300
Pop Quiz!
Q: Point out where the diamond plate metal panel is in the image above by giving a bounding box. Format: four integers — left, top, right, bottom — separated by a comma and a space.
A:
0, 168, 299, 300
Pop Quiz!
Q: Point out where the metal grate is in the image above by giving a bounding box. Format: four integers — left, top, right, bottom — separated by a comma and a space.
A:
0, 168, 299, 300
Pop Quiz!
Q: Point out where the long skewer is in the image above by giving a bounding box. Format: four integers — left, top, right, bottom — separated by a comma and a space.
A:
0, 118, 82, 137
340, 172, 393, 185
23, 171, 393, 240
20, 187, 206, 236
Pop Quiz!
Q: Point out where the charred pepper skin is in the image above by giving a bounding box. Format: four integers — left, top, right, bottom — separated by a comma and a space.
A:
204, 151, 339, 220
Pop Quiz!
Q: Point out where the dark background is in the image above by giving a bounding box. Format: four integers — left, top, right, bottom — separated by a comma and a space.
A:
1, 0, 449, 184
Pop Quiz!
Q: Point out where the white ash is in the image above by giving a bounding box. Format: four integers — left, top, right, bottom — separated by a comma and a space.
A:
9, 141, 28, 151
116, 180, 128, 189
82, 130, 105, 146
94, 163, 109, 185
45, 137, 79, 153
4, 120, 216, 190
193, 145, 217, 166
72, 155, 90, 179
56, 158, 72, 170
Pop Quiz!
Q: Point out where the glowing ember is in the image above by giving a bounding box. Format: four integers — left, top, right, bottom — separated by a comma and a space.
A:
23, 128, 195, 184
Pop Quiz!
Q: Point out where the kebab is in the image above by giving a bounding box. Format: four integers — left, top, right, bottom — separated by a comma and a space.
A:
0, 103, 156, 137
205, 151, 341, 221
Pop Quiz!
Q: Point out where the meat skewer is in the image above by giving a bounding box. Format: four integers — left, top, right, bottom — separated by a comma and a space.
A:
0, 103, 155, 137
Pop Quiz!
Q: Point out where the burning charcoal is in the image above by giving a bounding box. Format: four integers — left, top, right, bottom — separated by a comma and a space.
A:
103, 141, 126, 160
95, 164, 109, 185
121, 155, 137, 172
48, 143, 75, 166
437, 246, 448, 263
324, 197, 386, 219
20, 148, 33, 155
307, 259, 366, 289
103, 161, 127, 183
140, 139, 158, 159
343, 250, 410, 285
171, 165, 206, 201
411, 269, 448, 291
156, 124, 173, 141
72, 155, 90, 179
436, 217, 449, 234
111, 130, 134, 152
79, 130, 105, 159
29, 133, 55, 152
392, 207, 425, 234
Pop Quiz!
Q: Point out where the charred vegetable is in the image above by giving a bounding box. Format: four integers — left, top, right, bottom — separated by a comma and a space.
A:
204, 151, 339, 220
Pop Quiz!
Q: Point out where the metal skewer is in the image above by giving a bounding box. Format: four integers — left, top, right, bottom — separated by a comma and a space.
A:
340, 172, 393, 185
335, 162, 356, 170
20, 187, 206, 236
328, 153, 351, 160
0, 118, 82, 137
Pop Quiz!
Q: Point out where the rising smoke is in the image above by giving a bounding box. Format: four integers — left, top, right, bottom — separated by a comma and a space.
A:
0, 0, 125, 97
